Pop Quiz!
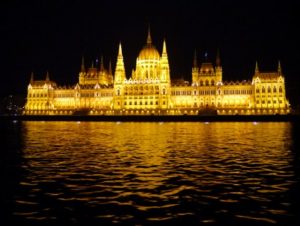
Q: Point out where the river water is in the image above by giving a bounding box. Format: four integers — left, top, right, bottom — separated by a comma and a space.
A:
1, 121, 300, 225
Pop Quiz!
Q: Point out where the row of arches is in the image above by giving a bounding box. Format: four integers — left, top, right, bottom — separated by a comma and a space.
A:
256, 86, 283, 94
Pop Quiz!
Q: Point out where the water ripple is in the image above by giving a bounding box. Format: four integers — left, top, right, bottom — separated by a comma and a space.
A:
5, 122, 299, 225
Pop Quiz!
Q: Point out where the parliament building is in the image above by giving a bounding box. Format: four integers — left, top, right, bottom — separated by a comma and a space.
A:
24, 29, 290, 115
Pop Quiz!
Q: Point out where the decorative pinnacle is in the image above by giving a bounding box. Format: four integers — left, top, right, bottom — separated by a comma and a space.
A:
162, 39, 167, 55
30, 72, 34, 83
193, 50, 197, 67
45, 71, 50, 81
147, 26, 152, 44
81, 56, 85, 71
118, 42, 123, 57
278, 60, 282, 73
109, 60, 112, 74
255, 61, 259, 73
100, 56, 104, 70
216, 49, 221, 67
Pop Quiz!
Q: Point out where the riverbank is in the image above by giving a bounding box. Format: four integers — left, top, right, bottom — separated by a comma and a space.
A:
1, 114, 300, 122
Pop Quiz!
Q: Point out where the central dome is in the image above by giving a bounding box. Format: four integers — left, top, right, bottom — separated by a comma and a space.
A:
137, 28, 160, 61
138, 44, 160, 61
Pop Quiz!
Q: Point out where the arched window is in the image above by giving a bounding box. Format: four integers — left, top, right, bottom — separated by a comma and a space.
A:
268, 87, 271, 93
273, 87, 277, 93
162, 88, 166, 95
200, 80, 203, 86
256, 88, 260, 93
205, 80, 209, 86
279, 86, 283, 93
211, 80, 215, 86
262, 87, 265, 93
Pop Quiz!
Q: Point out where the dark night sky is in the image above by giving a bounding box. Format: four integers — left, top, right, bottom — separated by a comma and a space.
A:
1, 0, 300, 106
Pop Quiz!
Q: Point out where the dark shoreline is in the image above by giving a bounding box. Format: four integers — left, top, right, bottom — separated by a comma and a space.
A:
1, 114, 300, 122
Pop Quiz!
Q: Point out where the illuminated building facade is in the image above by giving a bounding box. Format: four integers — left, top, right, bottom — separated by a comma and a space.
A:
24, 29, 290, 115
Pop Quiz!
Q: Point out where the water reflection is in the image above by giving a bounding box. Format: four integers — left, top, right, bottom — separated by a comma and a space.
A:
8, 122, 299, 225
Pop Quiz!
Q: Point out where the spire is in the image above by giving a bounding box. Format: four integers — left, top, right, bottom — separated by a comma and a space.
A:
109, 60, 112, 74
193, 50, 197, 67
30, 72, 34, 84
100, 56, 104, 71
278, 60, 282, 73
147, 26, 152, 44
118, 42, 123, 57
162, 39, 167, 56
114, 42, 125, 84
45, 71, 50, 82
81, 56, 85, 72
255, 61, 259, 73
216, 49, 221, 67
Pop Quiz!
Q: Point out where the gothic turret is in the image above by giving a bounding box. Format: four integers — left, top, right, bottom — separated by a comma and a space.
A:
45, 71, 50, 82
30, 72, 34, 84
278, 60, 282, 74
114, 42, 126, 84
192, 50, 198, 84
255, 61, 259, 74
160, 39, 170, 82
215, 49, 222, 83
81, 56, 85, 72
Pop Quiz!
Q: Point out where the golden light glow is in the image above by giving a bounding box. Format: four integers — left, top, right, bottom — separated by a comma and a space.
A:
24, 31, 290, 115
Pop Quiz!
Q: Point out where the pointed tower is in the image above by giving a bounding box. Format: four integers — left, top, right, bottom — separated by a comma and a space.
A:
100, 56, 104, 71
215, 49, 222, 84
108, 60, 112, 75
193, 50, 198, 68
255, 61, 259, 74
278, 60, 282, 74
192, 49, 198, 84
108, 60, 113, 85
216, 49, 221, 67
79, 56, 86, 85
45, 71, 50, 82
160, 39, 170, 82
81, 56, 85, 72
147, 26, 152, 45
30, 72, 34, 84
114, 42, 126, 84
